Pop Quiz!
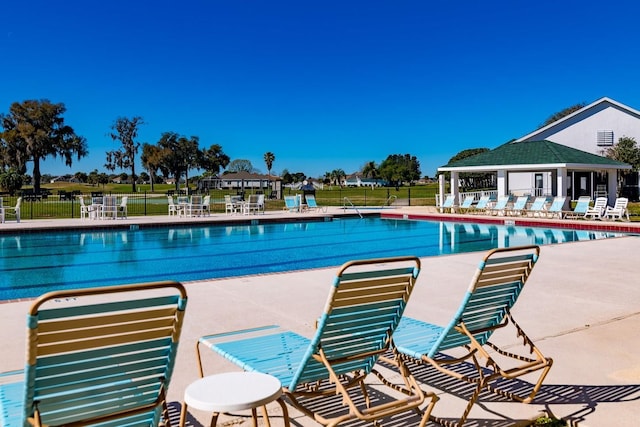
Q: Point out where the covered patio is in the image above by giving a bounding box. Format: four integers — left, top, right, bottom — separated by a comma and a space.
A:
437, 140, 631, 210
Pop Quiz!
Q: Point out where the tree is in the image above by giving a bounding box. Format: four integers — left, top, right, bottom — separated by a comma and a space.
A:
378, 154, 421, 188
74, 171, 88, 183
264, 152, 275, 176
0, 169, 24, 195
602, 136, 640, 170
200, 144, 230, 176
226, 159, 256, 173
602, 136, 640, 190
140, 143, 163, 192
361, 161, 379, 179
0, 99, 87, 193
106, 116, 144, 192
539, 103, 586, 128
329, 169, 345, 186
156, 132, 202, 191
444, 148, 494, 190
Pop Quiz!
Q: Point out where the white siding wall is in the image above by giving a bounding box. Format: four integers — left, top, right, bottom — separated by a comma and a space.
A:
521, 103, 640, 155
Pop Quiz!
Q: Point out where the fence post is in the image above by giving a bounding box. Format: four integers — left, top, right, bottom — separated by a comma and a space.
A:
408, 187, 411, 206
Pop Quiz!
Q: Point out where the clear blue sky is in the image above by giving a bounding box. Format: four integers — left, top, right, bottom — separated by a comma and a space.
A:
2, 0, 640, 180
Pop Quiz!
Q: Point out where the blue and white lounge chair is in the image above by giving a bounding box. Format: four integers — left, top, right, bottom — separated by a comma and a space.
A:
305, 194, 325, 212
526, 196, 548, 217
0, 281, 188, 427
284, 195, 300, 213
507, 196, 529, 216
469, 195, 491, 215
545, 196, 567, 219
458, 195, 475, 213
197, 257, 439, 426
565, 196, 591, 219
391, 246, 552, 427
489, 195, 510, 216
440, 194, 456, 213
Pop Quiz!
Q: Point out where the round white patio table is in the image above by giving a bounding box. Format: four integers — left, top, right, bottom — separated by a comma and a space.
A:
179, 371, 290, 427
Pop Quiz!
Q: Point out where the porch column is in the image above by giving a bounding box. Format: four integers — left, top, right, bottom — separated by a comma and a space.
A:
497, 170, 507, 196
607, 170, 617, 205
557, 168, 569, 210
438, 174, 445, 207
450, 171, 459, 208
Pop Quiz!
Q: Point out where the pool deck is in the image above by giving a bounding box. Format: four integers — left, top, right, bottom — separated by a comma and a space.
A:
1, 207, 639, 426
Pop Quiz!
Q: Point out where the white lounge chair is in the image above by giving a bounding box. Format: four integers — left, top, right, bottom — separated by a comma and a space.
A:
526, 196, 548, 217
545, 196, 567, 219
4, 197, 21, 223
440, 194, 456, 213
603, 197, 629, 221
508, 196, 529, 216
584, 197, 607, 220
489, 195, 510, 216
117, 196, 128, 219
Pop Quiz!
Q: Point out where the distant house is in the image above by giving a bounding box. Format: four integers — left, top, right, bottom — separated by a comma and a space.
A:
198, 171, 283, 199
343, 173, 388, 188
438, 97, 639, 206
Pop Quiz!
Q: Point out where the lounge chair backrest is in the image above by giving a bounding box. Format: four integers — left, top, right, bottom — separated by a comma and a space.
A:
441, 195, 455, 208
289, 256, 420, 389
512, 196, 528, 210
475, 196, 490, 209
548, 196, 567, 212
426, 245, 539, 357
529, 197, 547, 211
573, 196, 591, 214
18, 281, 187, 426
305, 194, 318, 207
460, 196, 474, 209
493, 196, 510, 210
284, 195, 299, 209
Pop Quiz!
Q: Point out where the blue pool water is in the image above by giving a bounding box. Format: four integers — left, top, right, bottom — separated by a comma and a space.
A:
0, 217, 629, 300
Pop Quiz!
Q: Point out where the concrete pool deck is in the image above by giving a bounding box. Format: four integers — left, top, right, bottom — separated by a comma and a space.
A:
1, 207, 639, 426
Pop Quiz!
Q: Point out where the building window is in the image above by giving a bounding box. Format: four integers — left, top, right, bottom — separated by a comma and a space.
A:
597, 130, 614, 146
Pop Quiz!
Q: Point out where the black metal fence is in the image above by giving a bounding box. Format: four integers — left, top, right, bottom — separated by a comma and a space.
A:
1, 186, 438, 221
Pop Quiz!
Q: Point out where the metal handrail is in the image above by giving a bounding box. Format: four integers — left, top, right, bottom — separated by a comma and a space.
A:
343, 197, 363, 218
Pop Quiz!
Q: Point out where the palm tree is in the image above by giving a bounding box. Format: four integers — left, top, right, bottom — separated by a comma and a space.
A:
264, 152, 275, 176
362, 161, 379, 179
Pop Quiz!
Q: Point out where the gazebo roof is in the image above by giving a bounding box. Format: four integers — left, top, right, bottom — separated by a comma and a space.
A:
439, 140, 631, 171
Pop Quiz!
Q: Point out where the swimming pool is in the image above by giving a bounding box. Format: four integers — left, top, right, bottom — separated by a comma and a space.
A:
0, 217, 629, 300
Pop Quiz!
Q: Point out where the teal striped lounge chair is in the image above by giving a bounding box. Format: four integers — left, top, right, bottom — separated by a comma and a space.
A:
469, 195, 491, 215
197, 256, 439, 427
439, 194, 456, 213
507, 196, 529, 216
526, 196, 548, 217
489, 195, 510, 216
390, 246, 552, 427
458, 195, 475, 213
545, 196, 567, 219
565, 196, 591, 219
0, 281, 187, 427
284, 195, 300, 212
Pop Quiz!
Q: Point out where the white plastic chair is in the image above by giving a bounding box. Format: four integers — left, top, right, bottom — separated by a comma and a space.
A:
603, 197, 629, 221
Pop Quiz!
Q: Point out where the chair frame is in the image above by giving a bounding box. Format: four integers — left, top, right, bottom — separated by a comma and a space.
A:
564, 196, 591, 219
197, 256, 439, 427
0, 281, 188, 427
3, 197, 21, 223
390, 245, 552, 427
603, 197, 630, 221
583, 196, 607, 220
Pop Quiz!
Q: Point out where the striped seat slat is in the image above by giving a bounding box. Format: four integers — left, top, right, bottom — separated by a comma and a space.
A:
34, 360, 169, 393
37, 295, 182, 321
36, 382, 160, 419
36, 328, 177, 356
34, 339, 172, 368
212, 332, 311, 384
37, 317, 177, 346
339, 266, 415, 283
37, 307, 179, 333
36, 346, 171, 379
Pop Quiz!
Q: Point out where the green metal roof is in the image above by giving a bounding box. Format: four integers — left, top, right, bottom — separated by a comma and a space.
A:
441, 140, 630, 169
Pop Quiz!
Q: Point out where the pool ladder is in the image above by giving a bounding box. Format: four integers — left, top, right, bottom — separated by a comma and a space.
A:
342, 197, 363, 218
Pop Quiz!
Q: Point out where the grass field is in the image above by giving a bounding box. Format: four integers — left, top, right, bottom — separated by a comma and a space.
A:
7, 182, 639, 220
